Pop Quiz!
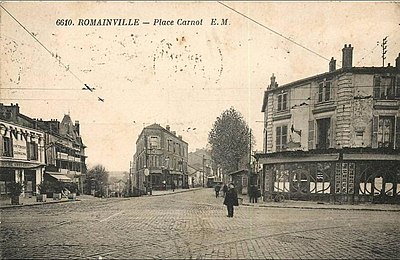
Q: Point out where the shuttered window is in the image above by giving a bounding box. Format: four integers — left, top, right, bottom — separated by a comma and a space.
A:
396, 117, 400, 149
308, 120, 315, 150
372, 116, 379, 148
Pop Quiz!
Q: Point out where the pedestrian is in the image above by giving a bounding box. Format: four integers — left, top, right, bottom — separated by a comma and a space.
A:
171, 182, 176, 192
222, 183, 228, 197
250, 185, 258, 203
223, 183, 239, 217
214, 183, 221, 198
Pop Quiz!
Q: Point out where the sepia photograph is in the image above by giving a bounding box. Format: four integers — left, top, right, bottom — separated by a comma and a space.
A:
1, 1, 400, 259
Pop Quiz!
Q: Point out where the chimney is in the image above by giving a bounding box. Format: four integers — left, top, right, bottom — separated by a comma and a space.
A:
396, 53, 400, 69
268, 73, 278, 89
166, 125, 170, 131
75, 120, 80, 136
178, 135, 182, 139
329, 57, 336, 72
172, 131, 176, 136
342, 44, 353, 69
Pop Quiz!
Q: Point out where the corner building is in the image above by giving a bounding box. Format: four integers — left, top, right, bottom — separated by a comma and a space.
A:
257, 45, 400, 204
133, 124, 188, 194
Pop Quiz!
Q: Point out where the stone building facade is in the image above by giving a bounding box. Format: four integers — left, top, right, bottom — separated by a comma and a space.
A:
257, 46, 400, 204
133, 124, 188, 195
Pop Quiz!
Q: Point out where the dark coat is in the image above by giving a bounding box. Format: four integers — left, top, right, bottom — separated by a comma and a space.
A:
223, 188, 239, 206
215, 185, 221, 192
222, 184, 228, 193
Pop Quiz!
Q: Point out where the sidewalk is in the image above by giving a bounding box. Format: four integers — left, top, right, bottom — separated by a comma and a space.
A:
148, 187, 202, 196
240, 195, 400, 212
0, 196, 79, 209
0, 188, 201, 209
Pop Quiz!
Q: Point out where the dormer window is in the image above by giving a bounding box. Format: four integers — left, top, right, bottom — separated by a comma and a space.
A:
318, 79, 332, 103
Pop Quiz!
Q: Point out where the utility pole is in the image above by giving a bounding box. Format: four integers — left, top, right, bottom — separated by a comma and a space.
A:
248, 129, 252, 194
202, 154, 205, 187
382, 36, 388, 67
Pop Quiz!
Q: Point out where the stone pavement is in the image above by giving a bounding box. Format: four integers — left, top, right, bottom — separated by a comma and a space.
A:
1, 188, 400, 259
1, 187, 399, 212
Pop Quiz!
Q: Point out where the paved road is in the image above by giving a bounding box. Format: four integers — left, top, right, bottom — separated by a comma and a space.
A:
1, 188, 399, 259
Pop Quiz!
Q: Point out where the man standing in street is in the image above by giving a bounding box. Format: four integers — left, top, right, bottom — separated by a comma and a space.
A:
214, 183, 221, 198
223, 183, 239, 217
222, 183, 228, 197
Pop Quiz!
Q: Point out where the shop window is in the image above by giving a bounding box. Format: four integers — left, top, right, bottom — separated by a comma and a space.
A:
318, 80, 332, 103
276, 125, 287, 152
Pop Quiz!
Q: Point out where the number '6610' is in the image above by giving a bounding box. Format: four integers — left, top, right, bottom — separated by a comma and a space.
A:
55, 19, 73, 26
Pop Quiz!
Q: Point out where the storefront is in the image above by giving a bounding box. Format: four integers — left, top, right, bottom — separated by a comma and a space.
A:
0, 121, 45, 197
257, 149, 400, 204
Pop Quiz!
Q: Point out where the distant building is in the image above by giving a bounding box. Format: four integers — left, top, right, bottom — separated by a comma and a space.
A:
257, 45, 400, 204
133, 124, 188, 194
0, 104, 87, 196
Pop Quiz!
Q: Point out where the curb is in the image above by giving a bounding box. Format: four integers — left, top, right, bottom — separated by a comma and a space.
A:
241, 202, 400, 212
148, 188, 202, 197
0, 199, 81, 209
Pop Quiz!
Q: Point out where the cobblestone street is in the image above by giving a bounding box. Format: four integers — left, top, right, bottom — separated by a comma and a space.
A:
1, 188, 400, 259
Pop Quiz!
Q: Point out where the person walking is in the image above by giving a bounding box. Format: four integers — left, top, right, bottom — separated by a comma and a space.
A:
214, 183, 221, 198
222, 183, 228, 197
171, 182, 176, 192
223, 183, 239, 217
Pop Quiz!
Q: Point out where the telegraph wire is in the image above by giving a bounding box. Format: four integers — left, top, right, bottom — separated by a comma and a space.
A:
0, 5, 83, 85
217, 1, 331, 63
3, 83, 397, 91
0, 4, 105, 102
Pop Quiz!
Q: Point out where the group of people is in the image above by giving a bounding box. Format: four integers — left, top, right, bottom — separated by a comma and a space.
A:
249, 184, 261, 203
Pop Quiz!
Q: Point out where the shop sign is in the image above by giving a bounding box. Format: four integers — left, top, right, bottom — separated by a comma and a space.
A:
0, 160, 39, 168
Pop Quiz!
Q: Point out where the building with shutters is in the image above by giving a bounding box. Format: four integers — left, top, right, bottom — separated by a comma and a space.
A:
133, 124, 188, 195
256, 45, 400, 204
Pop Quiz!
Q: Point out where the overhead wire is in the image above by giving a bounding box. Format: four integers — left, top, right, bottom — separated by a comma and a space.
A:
217, 1, 332, 63
0, 4, 105, 102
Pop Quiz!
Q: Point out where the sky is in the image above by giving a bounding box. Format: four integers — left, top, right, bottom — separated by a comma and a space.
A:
1, 2, 399, 171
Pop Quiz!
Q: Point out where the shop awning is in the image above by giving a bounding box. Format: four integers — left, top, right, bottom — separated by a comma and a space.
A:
343, 153, 400, 161
46, 172, 73, 182
258, 153, 339, 165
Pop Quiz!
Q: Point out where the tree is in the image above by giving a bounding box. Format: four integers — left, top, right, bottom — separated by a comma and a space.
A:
208, 107, 255, 174
83, 164, 109, 196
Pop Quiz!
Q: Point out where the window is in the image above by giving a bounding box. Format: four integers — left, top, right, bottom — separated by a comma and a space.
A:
167, 140, 172, 152
318, 80, 332, 102
277, 92, 288, 111
276, 125, 288, 152
316, 118, 331, 149
373, 76, 396, 100
372, 116, 396, 149
148, 136, 160, 149
2, 136, 12, 157
27, 142, 38, 160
